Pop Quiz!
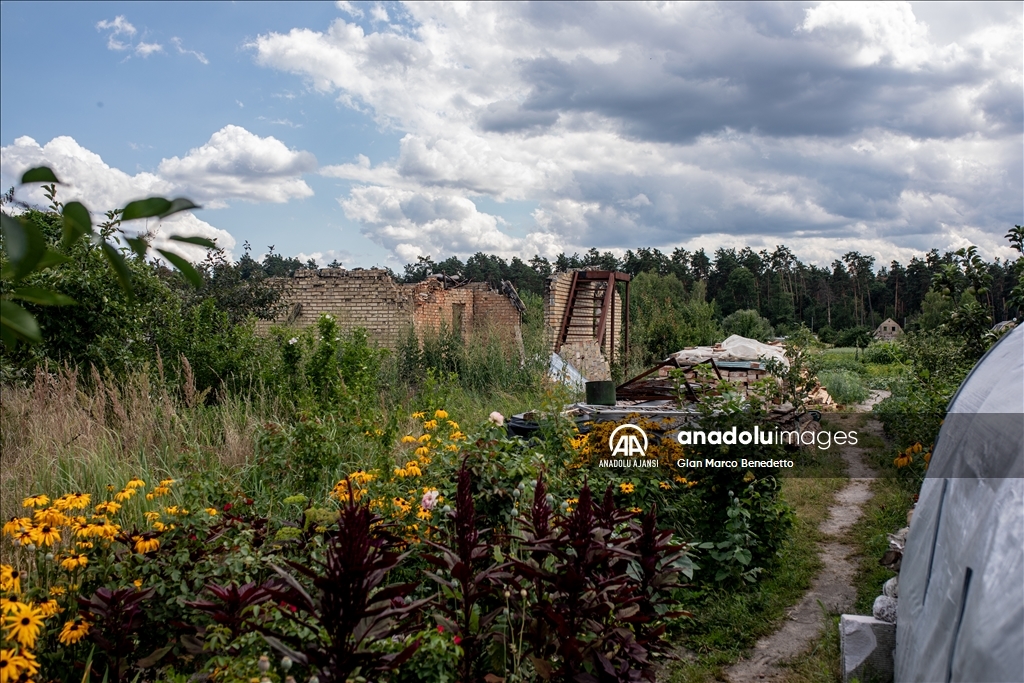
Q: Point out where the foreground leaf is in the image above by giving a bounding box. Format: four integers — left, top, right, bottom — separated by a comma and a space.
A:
157, 248, 204, 288
122, 196, 200, 221
0, 213, 47, 282
10, 286, 75, 306
101, 241, 134, 301
20, 166, 60, 184
168, 234, 217, 248
62, 201, 93, 246
0, 300, 42, 345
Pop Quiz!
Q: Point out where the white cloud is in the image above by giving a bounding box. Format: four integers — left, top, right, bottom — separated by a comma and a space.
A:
171, 37, 209, 64
335, 1, 364, 19
96, 15, 136, 51
0, 135, 234, 259
254, 3, 1022, 264
156, 125, 317, 206
1, 127, 319, 260
135, 41, 164, 57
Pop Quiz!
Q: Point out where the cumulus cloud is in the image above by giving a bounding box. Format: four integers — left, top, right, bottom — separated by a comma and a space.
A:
156, 125, 317, 206
96, 15, 136, 51
255, 2, 1022, 264
1, 126, 317, 259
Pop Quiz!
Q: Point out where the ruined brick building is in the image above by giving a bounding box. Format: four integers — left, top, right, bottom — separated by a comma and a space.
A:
543, 270, 630, 381
261, 268, 525, 347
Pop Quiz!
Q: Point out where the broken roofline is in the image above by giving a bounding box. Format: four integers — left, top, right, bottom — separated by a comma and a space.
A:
262, 267, 525, 347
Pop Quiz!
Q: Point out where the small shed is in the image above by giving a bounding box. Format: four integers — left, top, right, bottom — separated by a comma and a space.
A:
874, 317, 903, 341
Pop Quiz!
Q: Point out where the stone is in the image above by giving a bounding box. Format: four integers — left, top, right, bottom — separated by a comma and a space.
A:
883, 576, 898, 599
840, 614, 895, 683
872, 595, 898, 623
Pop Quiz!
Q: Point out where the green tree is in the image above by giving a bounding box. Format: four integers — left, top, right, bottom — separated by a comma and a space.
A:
722, 309, 775, 341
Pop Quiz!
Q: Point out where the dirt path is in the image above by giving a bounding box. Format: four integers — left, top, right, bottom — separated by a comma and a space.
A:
723, 412, 882, 683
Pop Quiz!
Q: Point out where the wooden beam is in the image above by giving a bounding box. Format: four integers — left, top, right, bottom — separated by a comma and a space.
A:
595, 272, 615, 352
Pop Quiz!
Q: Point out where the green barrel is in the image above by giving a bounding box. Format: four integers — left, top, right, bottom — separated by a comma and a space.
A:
585, 380, 616, 406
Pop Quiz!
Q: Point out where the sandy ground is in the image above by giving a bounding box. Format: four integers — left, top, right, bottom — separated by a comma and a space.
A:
723, 407, 884, 683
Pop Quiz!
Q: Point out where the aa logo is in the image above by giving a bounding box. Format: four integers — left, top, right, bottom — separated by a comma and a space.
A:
609, 424, 648, 458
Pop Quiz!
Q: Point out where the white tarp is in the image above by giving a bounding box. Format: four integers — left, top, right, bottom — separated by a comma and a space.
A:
670, 334, 790, 368
895, 325, 1024, 682
548, 352, 587, 391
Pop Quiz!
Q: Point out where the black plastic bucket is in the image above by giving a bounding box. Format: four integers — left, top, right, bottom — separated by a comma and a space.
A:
585, 380, 616, 406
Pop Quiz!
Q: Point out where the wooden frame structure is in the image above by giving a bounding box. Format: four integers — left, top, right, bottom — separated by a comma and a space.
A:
554, 270, 631, 366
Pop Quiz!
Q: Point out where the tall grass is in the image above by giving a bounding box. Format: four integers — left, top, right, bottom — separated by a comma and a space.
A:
0, 362, 278, 527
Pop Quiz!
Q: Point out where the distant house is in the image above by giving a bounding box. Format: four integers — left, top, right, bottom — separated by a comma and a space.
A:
874, 317, 903, 341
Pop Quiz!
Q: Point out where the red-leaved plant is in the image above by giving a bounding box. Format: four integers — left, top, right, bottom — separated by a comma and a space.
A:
255, 487, 430, 682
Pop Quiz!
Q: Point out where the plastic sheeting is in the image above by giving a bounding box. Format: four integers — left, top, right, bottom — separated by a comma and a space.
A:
548, 352, 587, 391
671, 334, 790, 368
895, 325, 1024, 683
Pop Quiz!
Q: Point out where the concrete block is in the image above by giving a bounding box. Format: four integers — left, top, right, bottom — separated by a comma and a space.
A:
840, 614, 895, 683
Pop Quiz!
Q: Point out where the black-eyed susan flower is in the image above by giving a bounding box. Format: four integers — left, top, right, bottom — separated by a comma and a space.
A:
60, 554, 88, 572
0, 567, 20, 594
57, 493, 91, 511
434, 409, 448, 419
0, 648, 26, 682
411, 411, 426, 419
125, 478, 146, 489
48, 585, 66, 597
32, 508, 67, 527
401, 435, 417, 444
619, 482, 636, 494
29, 524, 60, 548
114, 488, 136, 502
94, 501, 121, 516
38, 599, 61, 618
21, 495, 49, 509
417, 434, 431, 443
204, 508, 218, 517
132, 536, 160, 554
2, 518, 30, 537
659, 481, 672, 490
58, 618, 90, 645
0, 598, 20, 615
4, 602, 44, 648
423, 419, 438, 431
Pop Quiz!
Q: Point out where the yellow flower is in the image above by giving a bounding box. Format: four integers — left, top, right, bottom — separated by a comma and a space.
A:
893, 453, 913, 468
351, 471, 375, 486
133, 536, 160, 554
417, 434, 432, 443
2, 518, 30, 537
126, 478, 146, 489
60, 555, 89, 572
33, 507, 68, 527
434, 409, 448, 419
205, 508, 219, 517
445, 444, 459, 452
144, 511, 161, 523
414, 446, 430, 458
49, 586, 66, 597
423, 419, 438, 431
450, 431, 465, 441
0, 648, 27, 682
152, 522, 170, 532
30, 524, 61, 547
401, 435, 417, 444
659, 481, 672, 490
55, 493, 91, 511
114, 488, 136, 502
94, 501, 121, 516
159, 478, 176, 487
21, 495, 49, 508
0, 567, 21, 594
629, 507, 643, 513
411, 411, 426, 419
912, 443, 923, 454
58, 617, 90, 645
673, 475, 689, 484
133, 578, 143, 588
393, 497, 412, 515
39, 599, 61, 617
164, 506, 188, 516
619, 482, 636, 494
446, 420, 460, 430
13, 529, 33, 546
923, 451, 932, 464
688, 480, 698, 488
4, 602, 44, 648
416, 508, 432, 521
0, 598, 20, 615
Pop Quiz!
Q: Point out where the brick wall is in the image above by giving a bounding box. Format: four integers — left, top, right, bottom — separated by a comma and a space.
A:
259, 269, 522, 347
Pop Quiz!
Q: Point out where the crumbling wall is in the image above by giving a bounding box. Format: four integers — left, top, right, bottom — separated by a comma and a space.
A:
261, 269, 522, 347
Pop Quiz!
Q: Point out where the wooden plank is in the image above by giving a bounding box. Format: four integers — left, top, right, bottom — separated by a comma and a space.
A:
595, 272, 615, 351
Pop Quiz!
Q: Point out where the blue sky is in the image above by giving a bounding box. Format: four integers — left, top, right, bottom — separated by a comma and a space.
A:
2, 1, 1021, 269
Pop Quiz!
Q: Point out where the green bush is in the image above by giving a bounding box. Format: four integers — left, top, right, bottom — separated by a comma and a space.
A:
721, 309, 775, 341
817, 369, 869, 405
